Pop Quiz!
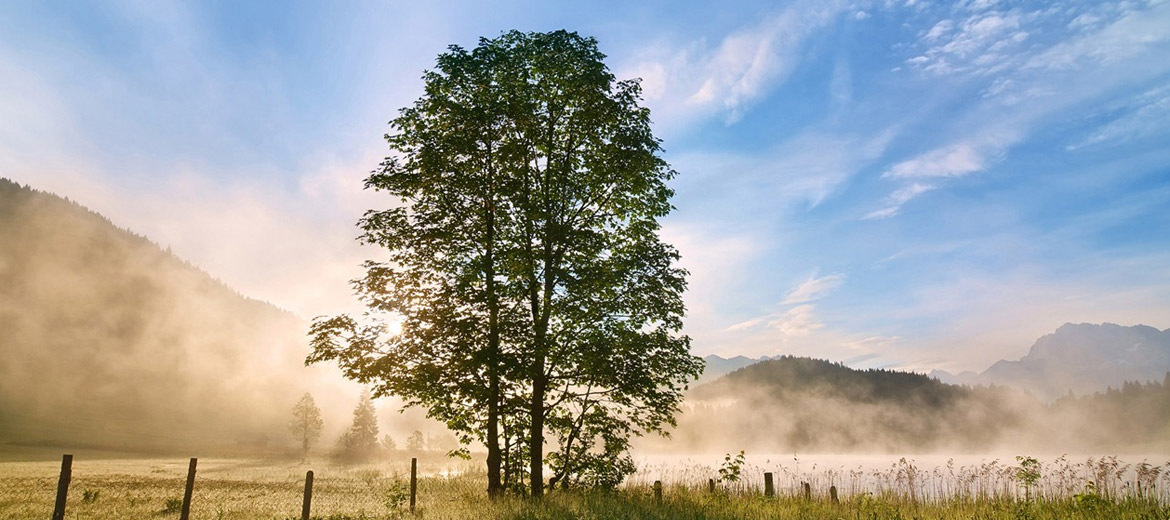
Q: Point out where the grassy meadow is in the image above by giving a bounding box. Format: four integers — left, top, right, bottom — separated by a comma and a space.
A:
1, 450, 1168, 520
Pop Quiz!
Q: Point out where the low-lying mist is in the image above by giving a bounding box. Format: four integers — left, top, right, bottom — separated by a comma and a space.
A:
645, 357, 1170, 455
0, 179, 369, 454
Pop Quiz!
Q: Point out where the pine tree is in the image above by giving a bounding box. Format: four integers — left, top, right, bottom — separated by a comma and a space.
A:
337, 391, 380, 461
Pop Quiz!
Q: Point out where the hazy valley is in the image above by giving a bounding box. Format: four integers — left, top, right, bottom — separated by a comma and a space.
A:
3, 178, 1167, 460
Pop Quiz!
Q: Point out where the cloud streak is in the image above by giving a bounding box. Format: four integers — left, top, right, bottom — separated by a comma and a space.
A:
783, 272, 847, 304
621, 0, 850, 128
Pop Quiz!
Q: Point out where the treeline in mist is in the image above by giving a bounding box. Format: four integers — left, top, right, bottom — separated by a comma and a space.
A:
660, 356, 1170, 453
1048, 375, 1170, 449
0, 178, 349, 453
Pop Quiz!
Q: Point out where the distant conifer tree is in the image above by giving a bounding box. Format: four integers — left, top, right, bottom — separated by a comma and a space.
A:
337, 391, 380, 461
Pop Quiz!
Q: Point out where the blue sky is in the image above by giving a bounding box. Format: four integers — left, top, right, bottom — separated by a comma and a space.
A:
3, 0, 1169, 373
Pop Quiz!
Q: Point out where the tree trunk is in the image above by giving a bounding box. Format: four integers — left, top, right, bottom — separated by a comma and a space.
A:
484, 164, 505, 497
529, 350, 546, 498
487, 379, 502, 496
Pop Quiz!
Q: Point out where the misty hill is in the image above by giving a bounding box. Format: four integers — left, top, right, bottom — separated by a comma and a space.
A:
670, 357, 1031, 452
697, 354, 771, 385
664, 356, 1170, 453
0, 178, 341, 453
931, 323, 1170, 401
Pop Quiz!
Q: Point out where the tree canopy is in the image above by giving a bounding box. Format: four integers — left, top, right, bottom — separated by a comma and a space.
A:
308, 29, 701, 497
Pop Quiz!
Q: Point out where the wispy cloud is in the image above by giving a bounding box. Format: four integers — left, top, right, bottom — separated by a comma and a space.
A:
882, 142, 988, 179
1025, 2, 1170, 71
782, 272, 847, 304
727, 271, 845, 338
871, 0, 1170, 219
727, 304, 825, 336
905, 9, 1027, 76
1068, 84, 1170, 150
620, 0, 850, 128
863, 183, 936, 220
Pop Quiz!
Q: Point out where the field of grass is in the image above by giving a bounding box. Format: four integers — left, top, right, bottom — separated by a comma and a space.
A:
1, 452, 1167, 519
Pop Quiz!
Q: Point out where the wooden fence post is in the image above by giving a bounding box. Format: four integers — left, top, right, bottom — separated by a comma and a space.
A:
764, 472, 774, 497
301, 470, 314, 520
51, 454, 72, 520
708, 478, 715, 493
410, 457, 417, 514
802, 481, 811, 501
830, 485, 839, 505
180, 457, 197, 520
653, 480, 662, 502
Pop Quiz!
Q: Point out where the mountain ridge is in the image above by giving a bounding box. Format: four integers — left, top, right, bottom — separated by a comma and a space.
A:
931, 322, 1170, 400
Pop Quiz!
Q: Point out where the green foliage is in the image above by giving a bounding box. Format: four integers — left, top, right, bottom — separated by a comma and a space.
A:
1016, 455, 1041, 500
82, 489, 99, 503
1074, 482, 1110, 511
718, 451, 746, 484
162, 497, 182, 513
383, 478, 411, 515
307, 30, 701, 496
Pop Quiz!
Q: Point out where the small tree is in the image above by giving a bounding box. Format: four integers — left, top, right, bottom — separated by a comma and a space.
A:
1016, 455, 1041, 500
337, 392, 380, 461
289, 393, 324, 461
382, 434, 397, 452
406, 430, 425, 452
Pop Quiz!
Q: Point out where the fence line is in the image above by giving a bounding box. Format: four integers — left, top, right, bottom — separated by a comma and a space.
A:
45, 454, 420, 519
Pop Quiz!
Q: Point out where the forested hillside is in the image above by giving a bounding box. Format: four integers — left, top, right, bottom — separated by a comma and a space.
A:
0, 178, 343, 453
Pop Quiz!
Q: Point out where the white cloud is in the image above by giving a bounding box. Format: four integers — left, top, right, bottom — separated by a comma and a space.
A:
726, 316, 766, 332
924, 19, 954, 42
882, 142, 987, 179
618, 0, 850, 128
726, 304, 824, 337
873, 1, 1170, 218
1067, 13, 1101, 31
768, 304, 825, 336
723, 272, 844, 344
863, 183, 935, 220
1026, 2, 1170, 71
782, 272, 846, 304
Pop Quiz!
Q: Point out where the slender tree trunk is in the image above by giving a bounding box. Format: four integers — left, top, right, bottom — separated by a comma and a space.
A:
528, 222, 556, 499
484, 158, 503, 498
485, 270, 503, 496
487, 381, 502, 496
529, 349, 545, 498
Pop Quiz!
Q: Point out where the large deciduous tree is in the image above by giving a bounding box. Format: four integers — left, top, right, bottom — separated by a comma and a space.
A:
308, 30, 701, 498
